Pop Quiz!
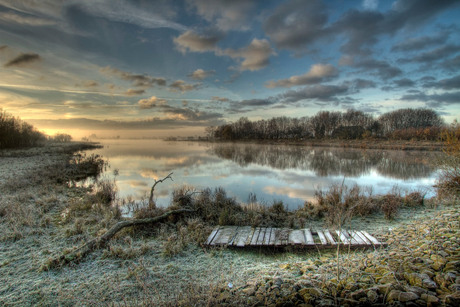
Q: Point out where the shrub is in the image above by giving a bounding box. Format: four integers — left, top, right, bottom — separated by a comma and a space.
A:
437, 122, 460, 197
380, 194, 400, 220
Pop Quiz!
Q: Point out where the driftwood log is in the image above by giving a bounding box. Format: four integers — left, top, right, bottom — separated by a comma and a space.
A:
49, 208, 195, 268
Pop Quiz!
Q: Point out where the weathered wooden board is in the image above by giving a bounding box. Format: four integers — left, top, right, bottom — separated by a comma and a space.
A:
211, 226, 237, 245
205, 227, 220, 245
250, 227, 262, 246
232, 226, 252, 247
323, 230, 337, 245
355, 231, 371, 245
274, 228, 290, 246
304, 229, 315, 245
361, 231, 382, 246
316, 230, 328, 245
204, 226, 385, 248
343, 230, 360, 245
289, 229, 305, 245
336, 230, 351, 245
263, 227, 273, 245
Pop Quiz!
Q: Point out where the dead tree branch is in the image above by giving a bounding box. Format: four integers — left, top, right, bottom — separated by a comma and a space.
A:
149, 172, 173, 206
48, 208, 194, 269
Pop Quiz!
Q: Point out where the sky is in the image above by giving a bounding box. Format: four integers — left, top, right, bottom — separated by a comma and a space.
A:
0, 0, 460, 139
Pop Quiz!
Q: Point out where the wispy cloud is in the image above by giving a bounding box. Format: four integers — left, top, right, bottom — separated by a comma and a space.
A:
4, 53, 41, 67
186, 0, 255, 31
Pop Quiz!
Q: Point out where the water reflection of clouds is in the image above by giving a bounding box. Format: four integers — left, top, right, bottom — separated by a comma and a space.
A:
90, 139, 441, 208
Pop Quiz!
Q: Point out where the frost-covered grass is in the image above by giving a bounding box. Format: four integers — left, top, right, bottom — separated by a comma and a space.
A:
0, 142, 456, 306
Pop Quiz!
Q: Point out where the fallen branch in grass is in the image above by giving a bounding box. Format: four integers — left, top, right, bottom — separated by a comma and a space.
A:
46, 208, 195, 269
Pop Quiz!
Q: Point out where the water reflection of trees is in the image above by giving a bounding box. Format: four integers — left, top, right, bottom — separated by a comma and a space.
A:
209, 143, 439, 179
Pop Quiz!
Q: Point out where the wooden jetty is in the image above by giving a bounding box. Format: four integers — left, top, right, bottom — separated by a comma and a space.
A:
205, 226, 386, 248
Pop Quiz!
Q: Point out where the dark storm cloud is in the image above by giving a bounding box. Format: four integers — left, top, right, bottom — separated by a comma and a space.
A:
353, 58, 402, 80
4, 53, 41, 67
391, 32, 449, 52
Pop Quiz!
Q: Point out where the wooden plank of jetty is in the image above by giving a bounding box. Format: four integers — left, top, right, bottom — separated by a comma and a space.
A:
343, 230, 360, 245
323, 230, 337, 245
211, 226, 237, 246
316, 230, 328, 246
205, 227, 220, 245
204, 226, 384, 248
263, 227, 273, 245
349, 231, 366, 246
233, 226, 252, 247
304, 229, 315, 245
355, 231, 372, 245
274, 228, 290, 246
336, 230, 351, 245
361, 231, 382, 246
250, 227, 262, 246
289, 229, 305, 245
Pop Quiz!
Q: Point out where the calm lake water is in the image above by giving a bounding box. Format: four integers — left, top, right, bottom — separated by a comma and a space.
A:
85, 139, 441, 210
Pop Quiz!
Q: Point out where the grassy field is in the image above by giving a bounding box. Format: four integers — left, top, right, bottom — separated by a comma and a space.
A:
0, 142, 458, 306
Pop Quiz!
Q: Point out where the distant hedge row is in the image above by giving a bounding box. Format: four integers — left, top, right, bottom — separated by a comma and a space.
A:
0, 109, 46, 149
207, 108, 446, 141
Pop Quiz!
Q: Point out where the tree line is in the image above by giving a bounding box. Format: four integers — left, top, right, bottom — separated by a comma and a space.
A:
207, 108, 445, 141
0, 109, 47, 149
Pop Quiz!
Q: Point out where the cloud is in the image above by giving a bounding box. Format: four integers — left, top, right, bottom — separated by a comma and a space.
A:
280, 84, 349, 103
138, 96, 167, 109
218, 38, 275, 71
265, 64, 338, 88
400, 91, 460, 106
403, 44, 460, 63
77, 80, 98, 88
4, 53, 41, 67
100, 67, 166, 87
73, 0, 187, 31
391, 32, 449, 52
393, 78, 415, 87
362, 0, 379, 11
263, 0, 328, 50
423, 75, 460, 90
263, 0, 459, 56
169, 80, 200, 93
211, 96, 230, 102
186, 0, 255, 31
0, 11, 56, 26
442, 55, 460, 72
174, 31, 274, 71
353, 58, 402, 80
125, 89, 146, 96
188, 68, 215, 80
173, 30, 222, 53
